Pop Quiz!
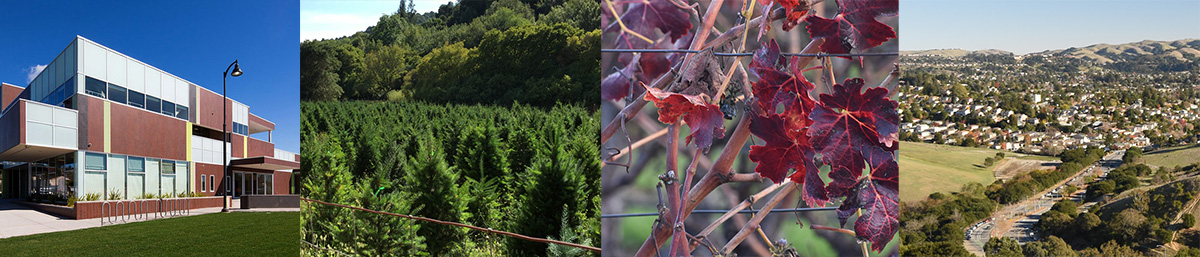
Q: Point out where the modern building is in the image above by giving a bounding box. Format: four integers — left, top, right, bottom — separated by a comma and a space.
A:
0, 36, 299, 202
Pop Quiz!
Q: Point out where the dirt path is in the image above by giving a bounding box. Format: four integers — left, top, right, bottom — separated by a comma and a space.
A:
994, 158, 1060, 180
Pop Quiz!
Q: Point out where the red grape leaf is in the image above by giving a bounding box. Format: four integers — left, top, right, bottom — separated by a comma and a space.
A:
748, 112, 826, 207
642, 84, 726, 151
832, 147, 897, 252
747, 39, 828, 206
803, 0, 897, 55
602, 61, 639, 101
602, 52, 672, 101
855, 147, 898, 252
807, 78, 898, 197
607, 0, 693, 45
773, 0, 812, 31
750, 39, 816, 115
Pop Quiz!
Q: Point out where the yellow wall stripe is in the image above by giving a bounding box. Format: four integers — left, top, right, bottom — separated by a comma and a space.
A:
103, 101, 111, 152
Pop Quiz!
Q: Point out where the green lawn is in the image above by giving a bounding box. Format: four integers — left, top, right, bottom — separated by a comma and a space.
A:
899, 141, 1007, 202
1142, 144, 1200, 168
0, 212, 298, 256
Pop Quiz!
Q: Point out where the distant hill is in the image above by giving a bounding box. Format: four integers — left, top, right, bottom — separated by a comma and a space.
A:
901, 48, 1012, 57
1035, 39, 1200, 64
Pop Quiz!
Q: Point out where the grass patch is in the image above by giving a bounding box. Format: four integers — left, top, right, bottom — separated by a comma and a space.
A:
1143, 144, 1200, 168
0, 212, 298, 256
899, 141, 1007, 202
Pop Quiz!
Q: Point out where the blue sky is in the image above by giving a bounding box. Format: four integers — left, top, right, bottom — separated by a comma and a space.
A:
0, 0, 300, 153
902, 0, 1200, 54
301, 0, 455, 41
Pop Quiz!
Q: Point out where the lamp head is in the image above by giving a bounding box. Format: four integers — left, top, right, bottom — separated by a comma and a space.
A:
231, 63, 243, 77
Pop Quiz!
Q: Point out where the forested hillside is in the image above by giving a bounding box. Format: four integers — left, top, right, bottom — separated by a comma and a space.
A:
300, 0, 600, 107
300, 101, 599, 255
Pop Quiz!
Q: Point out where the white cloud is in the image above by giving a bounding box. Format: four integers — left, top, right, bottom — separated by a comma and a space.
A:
25, 64, 46, 84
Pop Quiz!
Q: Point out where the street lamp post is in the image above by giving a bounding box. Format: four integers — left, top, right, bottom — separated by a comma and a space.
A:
221, 60, 242, 213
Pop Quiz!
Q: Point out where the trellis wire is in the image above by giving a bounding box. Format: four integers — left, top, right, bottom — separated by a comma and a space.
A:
601, 207, 839, 218
301, 197, 601, 253
603, 48, 899, 57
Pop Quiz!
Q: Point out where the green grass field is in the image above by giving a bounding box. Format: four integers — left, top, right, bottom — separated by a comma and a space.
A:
0, 212, 298, 256
1142, 144, 1200, 169
899, 142, 1010, 202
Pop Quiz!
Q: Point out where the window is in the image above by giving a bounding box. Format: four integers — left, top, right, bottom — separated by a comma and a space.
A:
85, 152, 106, 171
175, 105, 188, 120
85, 77, 106, 98
160, 160, 175, 174
210, 175, 216, 192
201, 175, 206, 192
161, 100, 175, 117
127, 157, 145, 173
146, 96, 161, 114
107, 84, 127, 104
128, 90, 145, 108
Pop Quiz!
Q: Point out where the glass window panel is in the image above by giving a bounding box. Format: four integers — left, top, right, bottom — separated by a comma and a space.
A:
128, 90, 145, 108
127, 157, 145, 173
175, 105, 188, 120
85, 77, 106, 98
161, 160, 175, 174
146, 96, 161, 113
85, 152, 106, 170
161, 100, 175, 116
201, 175, 206, 192
108, 84, 127, 104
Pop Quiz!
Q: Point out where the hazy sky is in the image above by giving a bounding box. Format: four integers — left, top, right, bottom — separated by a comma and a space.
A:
302, 0, 456, 41
902, 0, 1200, 54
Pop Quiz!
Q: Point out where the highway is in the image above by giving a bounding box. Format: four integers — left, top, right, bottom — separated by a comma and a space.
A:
992, 150, 1123, 244
963, 150, 1123, 254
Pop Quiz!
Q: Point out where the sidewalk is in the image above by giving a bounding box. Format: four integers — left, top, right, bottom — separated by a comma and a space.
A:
0, 199, 298, 239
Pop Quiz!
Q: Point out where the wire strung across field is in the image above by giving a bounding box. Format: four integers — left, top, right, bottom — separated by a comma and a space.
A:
600, 207, 839, 218
300, 197, 602, 253
602, 49, 899, 57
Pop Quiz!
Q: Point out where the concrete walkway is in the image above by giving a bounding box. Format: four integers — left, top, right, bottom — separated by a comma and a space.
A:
0, 199, 299, 239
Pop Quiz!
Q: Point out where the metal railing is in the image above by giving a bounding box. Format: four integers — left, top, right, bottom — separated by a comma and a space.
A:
100, 198, 191, 226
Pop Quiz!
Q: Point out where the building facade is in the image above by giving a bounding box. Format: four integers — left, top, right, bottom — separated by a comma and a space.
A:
0, 36, 299, 202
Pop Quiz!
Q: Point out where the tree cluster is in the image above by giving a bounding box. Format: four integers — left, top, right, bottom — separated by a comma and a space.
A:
300, 101, 599, 256
301, 0, 600, 109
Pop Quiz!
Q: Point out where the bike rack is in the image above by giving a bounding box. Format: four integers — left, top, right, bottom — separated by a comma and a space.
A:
100, 198, 197, 226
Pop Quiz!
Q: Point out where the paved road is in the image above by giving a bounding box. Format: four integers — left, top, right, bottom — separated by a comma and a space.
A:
991, 150, 1123, 244
964, 219, 994, 256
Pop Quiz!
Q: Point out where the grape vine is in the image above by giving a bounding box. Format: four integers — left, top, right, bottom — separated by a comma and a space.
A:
601, 0, 899, 255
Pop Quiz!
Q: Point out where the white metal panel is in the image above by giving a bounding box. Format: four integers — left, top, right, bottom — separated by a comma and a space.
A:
27, 104, 52, 123
53, 126, 76, 147
145, 159, 159, 196
127, 174, 144, 199
84, 172, 106, 196
106, 51, 127, 86
127, 61, 145, 93
145, 68, 162, 97
161, 74, 176, 103
175, 163, 188, 194
107, 155, 126, 199
27, 123, 53, 145
175, 79, 188, 107
83, 41, 106, 81
53, 108, 76, 128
